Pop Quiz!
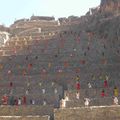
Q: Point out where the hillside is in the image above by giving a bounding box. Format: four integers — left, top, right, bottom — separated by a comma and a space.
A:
0, 0, 119, 120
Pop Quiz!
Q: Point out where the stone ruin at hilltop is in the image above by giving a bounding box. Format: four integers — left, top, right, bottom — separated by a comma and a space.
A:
100, 0, 120, 13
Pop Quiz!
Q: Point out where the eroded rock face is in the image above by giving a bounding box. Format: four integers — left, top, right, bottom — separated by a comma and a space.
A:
100, 0, 120, 12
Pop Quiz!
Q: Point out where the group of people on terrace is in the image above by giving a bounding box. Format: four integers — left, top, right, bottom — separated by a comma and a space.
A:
61, 75, 119, 108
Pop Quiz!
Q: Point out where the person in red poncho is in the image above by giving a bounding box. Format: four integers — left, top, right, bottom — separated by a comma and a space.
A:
22, 96, 26, 105
104, 79, 108, 88
28, 63, 32, 70
101, 89, 105, 97
14, 97, 18, 106
2, 94, 8, 105
103, 75, 109, 88
76, 81, 80, 91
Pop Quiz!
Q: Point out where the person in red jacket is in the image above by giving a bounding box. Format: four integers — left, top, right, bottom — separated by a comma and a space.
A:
28, 63, 32, 70
14, 97, 18, 106
104, 79, 108, 88
22, 96, 26, 105
76, 81, 80, 91
101, 89, 105, 97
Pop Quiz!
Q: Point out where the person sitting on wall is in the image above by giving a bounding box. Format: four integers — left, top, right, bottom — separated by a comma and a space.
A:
61, 92, 70, 108
61, 98, 66, 108
84, 98, 90, 107
113, 97, 119, 105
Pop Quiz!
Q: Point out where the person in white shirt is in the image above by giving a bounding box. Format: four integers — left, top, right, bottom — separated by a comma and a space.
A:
88, 82, 92, 88
84, 98, 90, 107
43, 100, 47, 106
42, 89, 45, 94
65, 94, 69, 101
113, 97, 119, 105
76, 91, 80, 99
54, 88, 58, 94
18, 98, 21, 105
61, 94, 70, 108
32, 99, 35, 105
52, 82, 55, 86
26, 89, 29, 95
61, 98, 66, 108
